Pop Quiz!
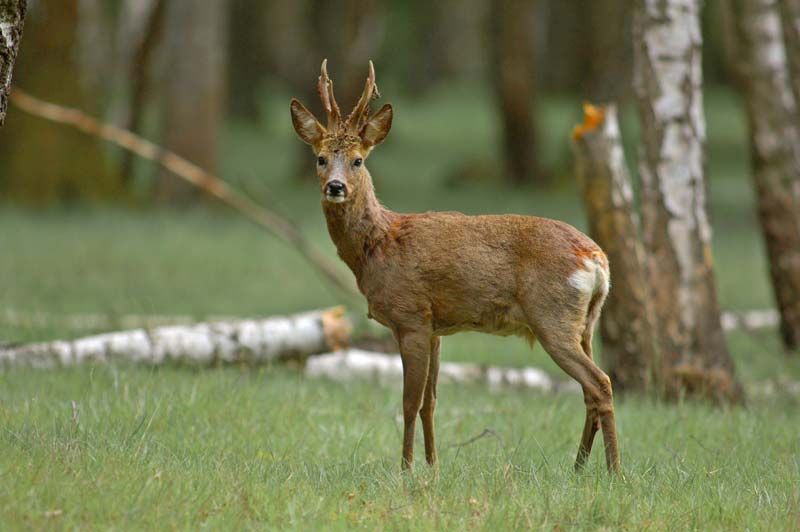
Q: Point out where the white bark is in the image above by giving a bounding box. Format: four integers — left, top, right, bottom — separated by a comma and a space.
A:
2, 308, 778, 333
0, 0, 25, 126
0, 308, 351, 369
306, 349, 577, 392
634, 0, 742, 402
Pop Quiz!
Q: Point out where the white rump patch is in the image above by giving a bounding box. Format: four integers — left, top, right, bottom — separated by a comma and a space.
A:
568, 259, 609, 295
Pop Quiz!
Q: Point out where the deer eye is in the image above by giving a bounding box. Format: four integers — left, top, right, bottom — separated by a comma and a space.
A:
353, 158, 363, 167
317, 156, 326, 166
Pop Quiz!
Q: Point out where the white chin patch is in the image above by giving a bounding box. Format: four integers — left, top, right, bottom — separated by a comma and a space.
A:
325, 195, 347, 203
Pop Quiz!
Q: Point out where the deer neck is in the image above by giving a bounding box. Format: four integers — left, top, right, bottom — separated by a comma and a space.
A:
322, 174, 392, 279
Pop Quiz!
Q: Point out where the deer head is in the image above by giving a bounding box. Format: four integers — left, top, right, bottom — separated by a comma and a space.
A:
290, 60, 393, 203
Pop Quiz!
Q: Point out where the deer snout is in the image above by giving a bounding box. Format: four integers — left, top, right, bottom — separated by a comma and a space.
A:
324, 180, 347, 202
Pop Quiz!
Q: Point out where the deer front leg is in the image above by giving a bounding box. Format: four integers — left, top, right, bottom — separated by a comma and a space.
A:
420, 336, 441, 466
397, 330, 432, 470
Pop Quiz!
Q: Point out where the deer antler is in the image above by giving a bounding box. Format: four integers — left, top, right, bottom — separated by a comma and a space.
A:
318, 59, 341, 131
345, 60, 380, 134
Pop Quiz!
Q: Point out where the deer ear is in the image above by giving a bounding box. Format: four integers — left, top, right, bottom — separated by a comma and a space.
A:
359, 104, 393, 148
290, 99, 325, 146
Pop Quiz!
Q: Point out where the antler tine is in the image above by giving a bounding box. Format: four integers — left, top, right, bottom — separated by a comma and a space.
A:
346, 60, 380, 133
318, 59, 341, 129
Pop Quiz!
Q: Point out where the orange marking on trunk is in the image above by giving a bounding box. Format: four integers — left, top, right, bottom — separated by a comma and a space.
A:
571, 103, 606, 140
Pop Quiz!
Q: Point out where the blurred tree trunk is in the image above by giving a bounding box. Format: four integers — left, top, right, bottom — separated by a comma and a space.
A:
489, 0, 540, 185
781, 0, 800, 106
406, 0, 487, 94
634, 0, 743, 403
76, 0, 114, 111
116, 0, 165, 185
0, 0, 121, 203
156, 0, 229, 203
228, 1, 270, 118
265, 0, 385, 180
726, 0, 800, 352
585, 0, 633, 102
572, 104, 660, 391
0, 0, 26, 126
539, 0, 583, 92
308, 0, 384, 110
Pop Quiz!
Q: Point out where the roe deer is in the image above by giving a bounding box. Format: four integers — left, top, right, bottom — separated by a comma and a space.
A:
290, 60, 620, 473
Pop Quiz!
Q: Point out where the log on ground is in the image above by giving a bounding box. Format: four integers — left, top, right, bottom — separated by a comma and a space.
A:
306, 349, 578, 392
0, 307, 351, 368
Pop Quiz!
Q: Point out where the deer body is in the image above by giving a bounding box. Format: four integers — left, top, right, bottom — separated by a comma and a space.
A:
291, 61, 620, 473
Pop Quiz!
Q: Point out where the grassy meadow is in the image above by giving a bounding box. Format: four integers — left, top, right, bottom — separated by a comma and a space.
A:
2, 87, 800, 529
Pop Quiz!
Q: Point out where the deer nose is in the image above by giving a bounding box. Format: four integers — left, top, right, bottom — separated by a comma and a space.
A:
325, 180, 347, 197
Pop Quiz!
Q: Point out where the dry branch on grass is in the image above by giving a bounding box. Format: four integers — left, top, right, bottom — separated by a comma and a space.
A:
0, 308, 351, 369
9, 89, 359, 300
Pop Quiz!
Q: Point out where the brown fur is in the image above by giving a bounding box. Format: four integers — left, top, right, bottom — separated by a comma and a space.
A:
290, 61, 621, 473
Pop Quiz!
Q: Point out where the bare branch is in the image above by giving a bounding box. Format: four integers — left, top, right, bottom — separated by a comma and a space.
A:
10, 89, 360, 299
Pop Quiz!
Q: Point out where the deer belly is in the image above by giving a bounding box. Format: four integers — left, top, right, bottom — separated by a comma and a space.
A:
431, 302, 528, 337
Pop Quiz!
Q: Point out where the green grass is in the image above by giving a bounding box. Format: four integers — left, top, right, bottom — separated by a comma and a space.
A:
1, 365, 799, 529
2, 87, 800, 529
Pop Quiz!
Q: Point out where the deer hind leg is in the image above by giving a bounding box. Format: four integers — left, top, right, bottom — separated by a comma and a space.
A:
530, 304, 620, 473
420, 336, 441, 466
575, 290, 607, 467
397, 330, 432, 470
545, 334, 619, 472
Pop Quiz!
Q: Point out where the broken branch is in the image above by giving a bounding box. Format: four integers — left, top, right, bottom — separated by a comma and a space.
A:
9, 89, 359, 300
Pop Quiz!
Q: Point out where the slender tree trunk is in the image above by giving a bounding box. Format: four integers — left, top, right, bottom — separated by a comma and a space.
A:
0, 0, 26, 126
725, 0, 800, 352
76, 0, 114, 111
780, 0, 800, 106
572, 104, 660, 392
118, 0, 165, 185
157, 0, 229, 203
634, 0, 743, 403
490, 0, 539, 185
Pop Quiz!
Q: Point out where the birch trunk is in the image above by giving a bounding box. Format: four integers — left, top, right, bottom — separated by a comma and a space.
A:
634, 0, 743, 402
572, 104, 659, 392
0, 0, 26, 126
780, 0, 800, 106
0, 308, 351, 369
726, 0, 800, 352
306, 349, 573, 392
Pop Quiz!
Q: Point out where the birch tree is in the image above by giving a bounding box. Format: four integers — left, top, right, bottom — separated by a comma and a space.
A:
572, 104, 660, 391
0, 0, 26, 126
634, 0, 743, 402
726, 0, 800, 352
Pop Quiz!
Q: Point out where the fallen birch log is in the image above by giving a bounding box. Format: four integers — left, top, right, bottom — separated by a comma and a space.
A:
1, 308, 781, 333
305, 349, 578, 393
0, 308, 351, 369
